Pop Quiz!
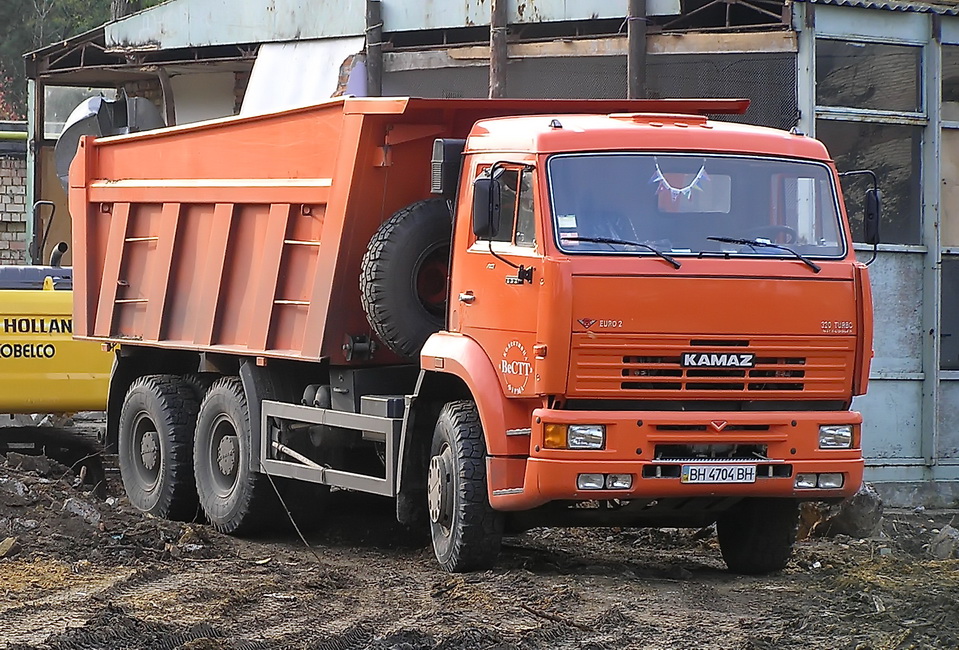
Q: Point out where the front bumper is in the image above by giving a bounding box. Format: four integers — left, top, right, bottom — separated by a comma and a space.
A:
487, 409, 864, 511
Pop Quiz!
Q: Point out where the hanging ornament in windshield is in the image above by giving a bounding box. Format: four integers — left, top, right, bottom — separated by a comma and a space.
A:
650, 161, 709, 201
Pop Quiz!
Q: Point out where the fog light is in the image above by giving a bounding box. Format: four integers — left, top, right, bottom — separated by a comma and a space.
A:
577, 473, 605, 490
568, 425, 605, 450
544, 424, 567, 449
795, 473, 818, 489
817, 473, 844, 489
606, 474, 633, 490
819, 424, 853, 449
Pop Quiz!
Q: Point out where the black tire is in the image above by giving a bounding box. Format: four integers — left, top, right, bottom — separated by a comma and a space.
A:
717, 498, 799, 574
194, 377, 274, 534
181, 372, 216, 403
117, 375, 200, 520
361, 199, 452, 360
427, 400, 503, 572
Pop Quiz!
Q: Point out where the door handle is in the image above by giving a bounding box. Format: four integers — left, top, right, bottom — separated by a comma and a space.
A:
458, 292, 476, 304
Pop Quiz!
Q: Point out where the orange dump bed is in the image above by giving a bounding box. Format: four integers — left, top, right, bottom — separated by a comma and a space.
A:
70, 96, 747, 364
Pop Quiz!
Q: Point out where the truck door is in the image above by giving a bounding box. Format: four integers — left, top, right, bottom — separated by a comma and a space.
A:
450, 165, 542, 397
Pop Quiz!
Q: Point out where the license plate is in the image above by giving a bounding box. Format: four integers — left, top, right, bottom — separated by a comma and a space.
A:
681, 464, 756, 484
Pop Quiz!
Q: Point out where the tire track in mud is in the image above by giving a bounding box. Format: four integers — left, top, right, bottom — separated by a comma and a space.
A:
5, 483, 959, 649
0, 563, 139, 646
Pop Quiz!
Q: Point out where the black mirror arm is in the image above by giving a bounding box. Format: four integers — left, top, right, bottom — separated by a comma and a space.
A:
839, 168, 878, 187
839, 169, 880, 266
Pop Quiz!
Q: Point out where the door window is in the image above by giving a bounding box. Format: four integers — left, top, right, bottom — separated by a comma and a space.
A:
477, 168, 537, 248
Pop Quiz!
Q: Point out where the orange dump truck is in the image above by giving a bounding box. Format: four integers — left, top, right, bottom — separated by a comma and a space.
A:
70, 97, 874, 573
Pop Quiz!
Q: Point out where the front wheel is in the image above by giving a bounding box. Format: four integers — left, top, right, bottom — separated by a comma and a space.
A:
717, 498, 799, 574
427, 400, 503, 572
194, 377, 274, 534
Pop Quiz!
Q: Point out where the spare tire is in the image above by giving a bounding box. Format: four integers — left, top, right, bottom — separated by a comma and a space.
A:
361, 199, 452, 360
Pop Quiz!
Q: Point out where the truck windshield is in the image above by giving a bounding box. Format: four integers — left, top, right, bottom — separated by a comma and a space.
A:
547, 153, 845, 258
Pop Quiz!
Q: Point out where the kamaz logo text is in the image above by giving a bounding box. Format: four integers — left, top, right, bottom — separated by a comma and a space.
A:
681, 353, 755, 368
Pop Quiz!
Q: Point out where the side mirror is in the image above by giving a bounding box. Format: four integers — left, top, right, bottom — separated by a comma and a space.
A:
472, 176, 501, 238
863, 188, 881, 246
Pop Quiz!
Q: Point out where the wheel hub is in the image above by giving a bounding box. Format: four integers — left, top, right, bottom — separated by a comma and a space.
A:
216, 435, 238, 476
139, 430, 159, 471
427, 448, 453, 525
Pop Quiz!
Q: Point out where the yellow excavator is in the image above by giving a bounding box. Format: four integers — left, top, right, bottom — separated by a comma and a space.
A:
0, 202, 112, 488
0, 94, 162, 488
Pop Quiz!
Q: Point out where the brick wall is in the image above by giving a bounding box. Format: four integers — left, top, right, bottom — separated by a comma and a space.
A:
124, 78, 164, 106
0, 156, 27, 265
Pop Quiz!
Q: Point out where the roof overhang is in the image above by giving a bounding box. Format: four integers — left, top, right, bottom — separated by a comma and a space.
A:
25, 25, 257, 87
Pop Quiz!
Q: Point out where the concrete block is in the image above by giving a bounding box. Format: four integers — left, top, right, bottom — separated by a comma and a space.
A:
0, 536, 20, 558
802, 483, 884, 539
929, 525, 959, 560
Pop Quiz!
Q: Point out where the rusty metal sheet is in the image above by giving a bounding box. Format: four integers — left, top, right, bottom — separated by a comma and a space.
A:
106, 0, 367, 50
383, 0, 623, 30
106, 0, 638, 51
803, 0, 959, 16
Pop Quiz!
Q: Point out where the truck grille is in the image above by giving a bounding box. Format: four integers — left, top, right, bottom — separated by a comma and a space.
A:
569, 334, 853, 399
622, 354, 805, 391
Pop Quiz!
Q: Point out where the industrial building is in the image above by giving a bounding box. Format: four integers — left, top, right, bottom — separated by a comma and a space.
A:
20, 0, 959, 505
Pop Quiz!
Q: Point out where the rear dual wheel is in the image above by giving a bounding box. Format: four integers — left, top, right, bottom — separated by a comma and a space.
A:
192, 376, 328, 534
118, 375, 201, 521
193, 377, 274, 534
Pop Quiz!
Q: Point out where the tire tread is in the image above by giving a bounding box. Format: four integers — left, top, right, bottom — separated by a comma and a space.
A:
360, 199, 451, 360
717, 498, 798, 575
118, 374, 200, 521
431, 400, 503, 572
194, 377, 275, 535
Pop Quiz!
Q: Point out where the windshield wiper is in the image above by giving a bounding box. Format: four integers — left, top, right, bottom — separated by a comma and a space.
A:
706, 236, 821, 273
562, 236, 681, 269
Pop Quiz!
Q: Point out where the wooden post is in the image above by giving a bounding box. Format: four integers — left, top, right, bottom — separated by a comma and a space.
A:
489, 0, 508, 98
627, 0, 647, 99
366, 0, 383, 97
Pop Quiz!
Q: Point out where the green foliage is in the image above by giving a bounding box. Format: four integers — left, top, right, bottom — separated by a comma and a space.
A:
0, 0, 163, 119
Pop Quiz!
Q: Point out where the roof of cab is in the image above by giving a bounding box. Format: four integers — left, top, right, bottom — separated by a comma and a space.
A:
465, 113, 832, 162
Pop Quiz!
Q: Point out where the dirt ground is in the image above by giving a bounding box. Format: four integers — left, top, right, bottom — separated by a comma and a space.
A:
1, 450, 958, 650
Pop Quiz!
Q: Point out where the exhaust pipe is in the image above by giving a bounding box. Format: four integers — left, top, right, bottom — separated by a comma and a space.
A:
49, 242, 68, 268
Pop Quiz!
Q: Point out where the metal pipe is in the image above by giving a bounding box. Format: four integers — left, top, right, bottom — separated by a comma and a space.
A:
0, 131, 27, 140
366, 0, 383, 97
489, 0, 508, 98
627, 0, 648, 99
272, 440, 326, 471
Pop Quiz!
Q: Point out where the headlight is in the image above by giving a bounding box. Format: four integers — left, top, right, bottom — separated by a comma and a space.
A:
568, 425, 605, 449
577, 473, 605, 490
606, 474, 633, 490
543, 424, 606, 449
819, 424, 853, 449
817, 473, 844, 489
795, 473, 818, 489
